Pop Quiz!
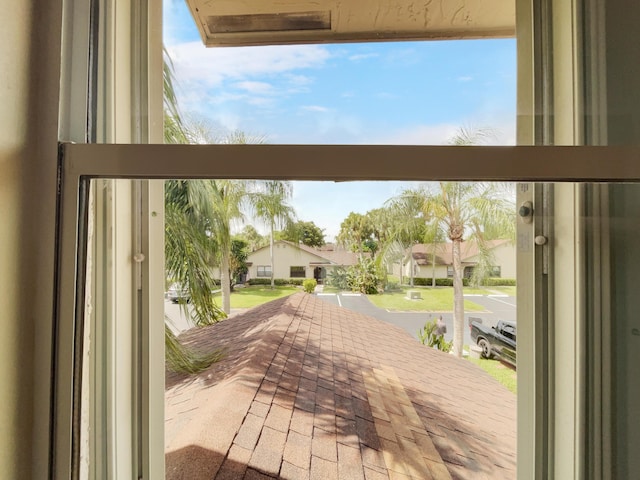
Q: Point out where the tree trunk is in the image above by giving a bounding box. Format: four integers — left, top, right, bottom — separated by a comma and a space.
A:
220, 250, 231, 314
269, 223, 275, 289
431, 245, 436, 288
409, 243, 414, 287
452, 239, 465, 357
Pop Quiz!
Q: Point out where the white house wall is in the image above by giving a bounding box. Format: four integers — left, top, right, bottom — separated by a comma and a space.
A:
464, 242, 517, 278
400, 242, 517, 281
247, 243, 328, 279
415, 264, 450, 279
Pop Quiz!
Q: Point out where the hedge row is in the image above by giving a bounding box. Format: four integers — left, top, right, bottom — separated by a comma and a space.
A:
245, 276, 515, 287
480, 278, 516, 286
411, 277, 470, 287
407, 277, 516, 287
246, 278, 304, 286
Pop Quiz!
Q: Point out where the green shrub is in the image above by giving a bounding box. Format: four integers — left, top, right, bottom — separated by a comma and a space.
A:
327, 266, 350, 290
384, 281, 401, 292
411, 277, 470, 287
481, 278, 516, 286
303, 279, 317, 293
417, 318, 453, 353
347, 257, 383, 294
247, 278, 304, 286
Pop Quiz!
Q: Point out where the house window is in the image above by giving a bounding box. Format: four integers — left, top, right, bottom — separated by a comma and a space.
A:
447, 266, 453, 278
290, 266, 306, 278
257, 266, 272, 277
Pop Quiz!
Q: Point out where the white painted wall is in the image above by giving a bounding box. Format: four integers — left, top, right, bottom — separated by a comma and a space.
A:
0, 0, 62, 477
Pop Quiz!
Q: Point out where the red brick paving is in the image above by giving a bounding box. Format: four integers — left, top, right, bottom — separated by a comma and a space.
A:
165, 293, 516, 479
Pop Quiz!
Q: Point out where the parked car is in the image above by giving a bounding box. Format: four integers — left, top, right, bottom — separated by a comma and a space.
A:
469, 319, 516, 367
166, 284, 190, 304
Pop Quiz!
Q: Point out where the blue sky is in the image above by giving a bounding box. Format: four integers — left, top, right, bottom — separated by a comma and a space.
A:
163, 0, 516, 241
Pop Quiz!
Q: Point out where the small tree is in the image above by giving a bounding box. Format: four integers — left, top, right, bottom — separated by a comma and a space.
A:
417, 317, 453, 352
337, 212, 375, 255
347, 257, 383, 294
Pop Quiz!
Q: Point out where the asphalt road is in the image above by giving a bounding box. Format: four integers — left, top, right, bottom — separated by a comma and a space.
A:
315, 292, 517, 346
165, 291, 517, 347
164, 300, 195, 334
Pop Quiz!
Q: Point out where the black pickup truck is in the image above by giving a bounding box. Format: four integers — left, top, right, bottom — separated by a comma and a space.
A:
469, 319, 516, 367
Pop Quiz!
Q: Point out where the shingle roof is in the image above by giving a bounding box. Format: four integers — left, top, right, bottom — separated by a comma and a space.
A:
411, 240, 511, 266
249, 240, 362, 267
165, 293, 516, 479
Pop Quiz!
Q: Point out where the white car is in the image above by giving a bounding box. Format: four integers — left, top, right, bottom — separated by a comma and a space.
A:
166, 284, 190, 304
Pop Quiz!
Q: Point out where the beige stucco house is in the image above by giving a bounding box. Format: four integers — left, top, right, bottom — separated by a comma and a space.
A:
246, 240, 360, 283
397, 239, 516, 280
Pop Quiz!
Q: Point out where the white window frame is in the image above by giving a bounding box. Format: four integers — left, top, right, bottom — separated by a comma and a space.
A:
54, 143, 640, 478
51, 0, 628, 478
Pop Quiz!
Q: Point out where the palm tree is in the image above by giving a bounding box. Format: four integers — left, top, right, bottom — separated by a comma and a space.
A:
164, 180, 226, 325
252, 181, 296, 288
164, 49, 226, 326
398, 128, 515, 357
208, 180, 250, 314
402, 182, 514, 357
385, 195, 427, 287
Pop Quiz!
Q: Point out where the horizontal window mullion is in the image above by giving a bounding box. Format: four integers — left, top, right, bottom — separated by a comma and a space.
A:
62, 144, 640, 182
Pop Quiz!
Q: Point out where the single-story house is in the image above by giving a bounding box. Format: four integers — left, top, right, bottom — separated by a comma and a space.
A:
246, 240, 361, 283
395, 239, 516, 280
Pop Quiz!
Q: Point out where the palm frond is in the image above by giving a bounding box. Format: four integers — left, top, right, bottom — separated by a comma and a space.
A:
165, 323, 226, 374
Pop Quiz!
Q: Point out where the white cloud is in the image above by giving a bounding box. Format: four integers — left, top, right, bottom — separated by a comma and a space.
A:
247, 97, 276, 107
167, 42, 331, 90
167, 42, 331, 117
301, 105, 330, 113
372, 123, 461, 145
349, 53, 379, 61
285, 74, 313, 87
372, 119, 516, 146
458, 75, 473, 82
233, 81, 274, 95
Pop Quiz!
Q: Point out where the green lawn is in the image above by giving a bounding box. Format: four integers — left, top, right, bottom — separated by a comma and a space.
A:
214, 285, 300, 309
490, 285, 517, 296
461, 287, 498, 295
366, 287, 485, 312
467, 356, 517, 393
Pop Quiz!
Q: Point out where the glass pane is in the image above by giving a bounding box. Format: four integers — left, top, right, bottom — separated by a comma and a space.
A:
72, 159, 639, 479
161, 179, 518, 479
163, 1, 515, 146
